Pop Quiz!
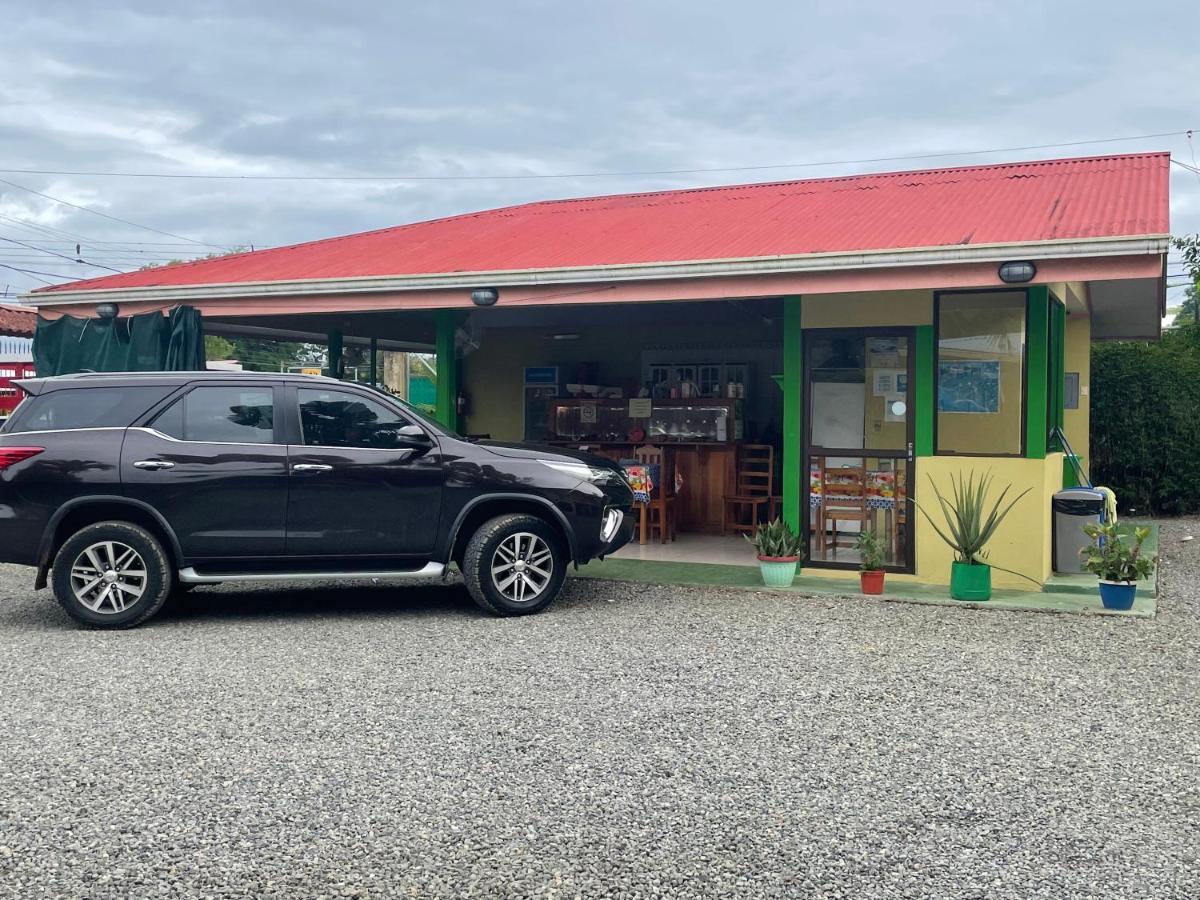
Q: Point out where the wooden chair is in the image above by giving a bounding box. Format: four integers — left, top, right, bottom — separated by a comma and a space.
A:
818, 463, 869, 559
633, 444, 676, 544
722, 444, 775, 535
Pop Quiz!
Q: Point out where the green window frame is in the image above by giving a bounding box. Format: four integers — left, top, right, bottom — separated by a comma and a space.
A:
933, 288, 1030, 458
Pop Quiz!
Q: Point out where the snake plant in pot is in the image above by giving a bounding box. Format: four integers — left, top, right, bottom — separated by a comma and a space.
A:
854, 529, 887, 594
1080, 521, 1155, 610
913, 471, 1030, 601
746, 518, 803, 587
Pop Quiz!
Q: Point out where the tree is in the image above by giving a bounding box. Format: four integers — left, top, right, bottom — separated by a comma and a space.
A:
204, 335, 235, 359
1176, 283, 1198, 326
1171, 234, 1200, 327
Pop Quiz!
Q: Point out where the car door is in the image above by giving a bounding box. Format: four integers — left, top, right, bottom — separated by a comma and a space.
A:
122, 383, 289, 561
284, 384, 444, 559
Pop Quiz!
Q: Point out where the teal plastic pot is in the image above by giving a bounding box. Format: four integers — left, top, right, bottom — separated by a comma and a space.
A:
758, 556, 799, 587
950, 561, 991, 601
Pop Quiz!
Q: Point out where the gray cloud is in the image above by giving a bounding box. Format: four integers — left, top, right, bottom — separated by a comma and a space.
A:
0, 0, 1197, 303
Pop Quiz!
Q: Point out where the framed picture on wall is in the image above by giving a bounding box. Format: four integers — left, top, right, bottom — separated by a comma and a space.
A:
938, 360, 1000, 413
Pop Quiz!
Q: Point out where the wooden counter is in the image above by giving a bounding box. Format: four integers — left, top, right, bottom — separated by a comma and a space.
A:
550, 441, 738, 534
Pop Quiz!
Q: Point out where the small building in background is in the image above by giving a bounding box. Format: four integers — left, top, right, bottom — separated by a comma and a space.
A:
0, 305, 36, 419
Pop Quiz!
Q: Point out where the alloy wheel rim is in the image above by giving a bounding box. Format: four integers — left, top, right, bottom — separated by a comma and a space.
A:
491, 532, 553, 603
70, 541, 148, 614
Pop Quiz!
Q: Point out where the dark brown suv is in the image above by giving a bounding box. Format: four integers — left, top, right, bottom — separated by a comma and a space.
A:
0, 372, 634, 628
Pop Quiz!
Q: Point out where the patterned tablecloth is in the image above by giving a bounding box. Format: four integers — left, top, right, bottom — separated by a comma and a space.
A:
809, 494, 900, 510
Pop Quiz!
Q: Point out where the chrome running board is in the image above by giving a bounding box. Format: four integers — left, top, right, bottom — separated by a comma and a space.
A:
178, 562, 445, 584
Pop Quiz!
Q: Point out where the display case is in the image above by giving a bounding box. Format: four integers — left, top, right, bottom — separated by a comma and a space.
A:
550, 399, 741, 443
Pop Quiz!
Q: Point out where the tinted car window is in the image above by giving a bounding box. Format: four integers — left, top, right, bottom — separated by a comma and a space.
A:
153, 386, 275, 444
298, 388, 417, 449
8, 386, 168, 434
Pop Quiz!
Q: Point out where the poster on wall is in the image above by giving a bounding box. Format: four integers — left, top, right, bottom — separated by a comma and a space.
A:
938, 360, 1000, 413
628, 398, 652, 418
867, 337, 900, 368
872, 369, 907, 396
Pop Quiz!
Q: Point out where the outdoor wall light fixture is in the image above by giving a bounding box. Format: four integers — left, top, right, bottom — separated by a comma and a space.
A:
95, 302, 120, 319
470, 287, 499, 307
998, 260, 1037, 284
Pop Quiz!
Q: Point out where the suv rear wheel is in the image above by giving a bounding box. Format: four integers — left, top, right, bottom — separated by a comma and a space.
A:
51, 522, 173, 629
461, 514, 567, 616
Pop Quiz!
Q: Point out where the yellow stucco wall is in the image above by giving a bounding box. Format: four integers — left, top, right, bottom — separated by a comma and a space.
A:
913, 453, 1063, 588
800, 290, 933, 328
1063, 312, 1091, 476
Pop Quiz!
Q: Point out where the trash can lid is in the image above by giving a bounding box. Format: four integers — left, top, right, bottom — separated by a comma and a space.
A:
1054, 488, 1104, 500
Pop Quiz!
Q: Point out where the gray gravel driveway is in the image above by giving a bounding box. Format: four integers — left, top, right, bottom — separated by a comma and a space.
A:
1, 520, 1197, 899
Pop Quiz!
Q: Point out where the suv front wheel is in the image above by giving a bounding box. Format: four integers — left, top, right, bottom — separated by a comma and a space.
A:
51, 522, 173, 629
461, 514, 567, 616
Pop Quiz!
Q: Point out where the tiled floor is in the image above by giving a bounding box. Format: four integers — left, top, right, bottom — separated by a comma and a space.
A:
612, 533, 758, 566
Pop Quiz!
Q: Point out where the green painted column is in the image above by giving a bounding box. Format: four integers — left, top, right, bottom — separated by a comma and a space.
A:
434, 309, 458, 431
914, 324, 935, 456
1025, 286, 1049, 459
781, 296, 803, 533
327, 329, 343, 380
1052, 300, 1066, 434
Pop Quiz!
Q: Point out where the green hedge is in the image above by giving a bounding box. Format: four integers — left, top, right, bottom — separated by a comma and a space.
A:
1090, 325, 1200, 514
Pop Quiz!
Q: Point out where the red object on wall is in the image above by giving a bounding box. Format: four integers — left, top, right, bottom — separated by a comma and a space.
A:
0, 362, 36, 418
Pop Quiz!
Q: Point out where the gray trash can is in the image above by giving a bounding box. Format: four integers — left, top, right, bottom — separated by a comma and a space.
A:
1052, 488, 1105, 573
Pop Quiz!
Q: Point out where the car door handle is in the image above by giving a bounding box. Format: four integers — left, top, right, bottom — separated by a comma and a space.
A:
292, 464, 333, 473
133, 460, 175, 470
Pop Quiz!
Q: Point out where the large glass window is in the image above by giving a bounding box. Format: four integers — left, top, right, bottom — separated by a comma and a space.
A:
298, 388, 416, 449
153, 386, 275, 444
936, 292, 1026, 455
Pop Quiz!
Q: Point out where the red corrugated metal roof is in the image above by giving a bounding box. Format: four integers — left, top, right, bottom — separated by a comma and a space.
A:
0, 304, 36, 336
35, 152, 1171, 294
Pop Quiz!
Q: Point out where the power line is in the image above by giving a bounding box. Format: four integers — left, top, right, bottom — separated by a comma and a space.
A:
0, 129, 1194, 183
0, 263, 70, 285
0, 177, 235, 250
0, 236, 126, 273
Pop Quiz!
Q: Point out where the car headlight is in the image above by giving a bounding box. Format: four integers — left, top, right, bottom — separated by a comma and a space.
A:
540, 460, 618, 484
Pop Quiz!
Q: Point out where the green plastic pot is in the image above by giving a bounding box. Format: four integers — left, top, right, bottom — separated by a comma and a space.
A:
758, 556, 799, 587
950, 561, 992, 601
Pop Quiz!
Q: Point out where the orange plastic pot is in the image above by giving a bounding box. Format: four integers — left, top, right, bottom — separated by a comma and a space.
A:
860, 570, 885, 595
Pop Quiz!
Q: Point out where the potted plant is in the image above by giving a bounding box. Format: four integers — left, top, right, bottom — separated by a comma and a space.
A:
1080, 521, 1155, 610
913, 471, 1030, 601
855, 529, 887, 594
745, 518, 803, 587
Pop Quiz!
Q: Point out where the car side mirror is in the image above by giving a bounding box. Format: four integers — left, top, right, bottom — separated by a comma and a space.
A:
396, 424, 433, 448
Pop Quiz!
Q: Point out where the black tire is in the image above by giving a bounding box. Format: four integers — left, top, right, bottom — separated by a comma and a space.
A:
51, 521, 173, 629
461, 514, 568, 616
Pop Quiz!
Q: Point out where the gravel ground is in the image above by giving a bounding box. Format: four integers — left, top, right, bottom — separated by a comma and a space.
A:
0, 521, 1197, 899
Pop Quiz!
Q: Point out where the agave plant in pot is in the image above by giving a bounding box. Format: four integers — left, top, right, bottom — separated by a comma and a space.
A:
854, 529, 887, 594
913, 471, 1030, 601
1080, 521, 1155, 610
745, 518, 803, 587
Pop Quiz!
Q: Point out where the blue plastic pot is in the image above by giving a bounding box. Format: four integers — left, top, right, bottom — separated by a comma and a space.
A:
1098, 580, 1137, 611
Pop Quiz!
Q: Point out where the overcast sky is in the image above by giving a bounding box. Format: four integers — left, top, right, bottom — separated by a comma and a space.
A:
1, 0, 1198, 308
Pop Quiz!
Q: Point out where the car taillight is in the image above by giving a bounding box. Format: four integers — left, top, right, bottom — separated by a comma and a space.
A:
0, 447, 44, 469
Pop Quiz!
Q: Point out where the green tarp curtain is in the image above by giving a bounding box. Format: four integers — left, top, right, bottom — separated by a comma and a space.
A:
33, 306, 206, 376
